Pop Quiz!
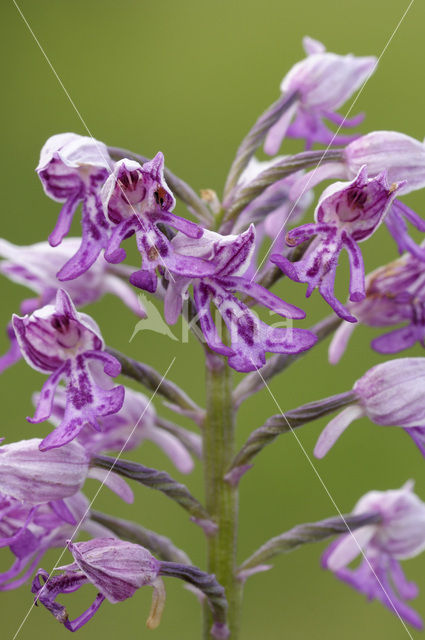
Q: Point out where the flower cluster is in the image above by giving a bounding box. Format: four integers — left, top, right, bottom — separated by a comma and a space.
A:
2, 32, 425, 639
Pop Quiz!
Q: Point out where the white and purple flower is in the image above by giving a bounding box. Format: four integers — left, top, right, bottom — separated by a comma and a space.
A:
12, 289, 124, 451
43, 385, 199, 474
314, 358, 425, 458
0, 438, 133, 507
271, 167, 402, 321
102, 153, 214, 292
0, 237, 146, 375
329, 250, 425, 364
0, 492, 108, 591
322, 482, 425, 629
32, 538, 165, 631
290, 130, 425, 260
164, 225, 317, 372
37, 133, 113, 280
264, 36, 376, 153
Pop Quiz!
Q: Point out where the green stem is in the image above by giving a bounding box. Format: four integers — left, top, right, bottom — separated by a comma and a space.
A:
203, 356, 240, 639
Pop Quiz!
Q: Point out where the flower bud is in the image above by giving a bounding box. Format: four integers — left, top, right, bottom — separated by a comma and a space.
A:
0, 438, 89, 503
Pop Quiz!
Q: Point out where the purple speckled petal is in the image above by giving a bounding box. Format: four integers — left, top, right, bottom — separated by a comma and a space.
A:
39, 357, 124, 451
28, 365, 67, 424
193, 283, 234, 357
222, 276, 306, 319
343, 232, 366, 302
159, 210, 202, 239
57, 190, 110, 280
48, 190, 83, 247
385, 204, 425, 261
371, 325, 420, 354
319, 264, 358, 323
129, 268, 158, 292
214, 286, 316, 372
0, 324, 22, 374
48, 499, 77, 525
64, 593, 106, 631
105, 216, 138, 264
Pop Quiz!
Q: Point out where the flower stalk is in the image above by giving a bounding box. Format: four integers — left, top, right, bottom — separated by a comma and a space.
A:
203, 355, 240, 639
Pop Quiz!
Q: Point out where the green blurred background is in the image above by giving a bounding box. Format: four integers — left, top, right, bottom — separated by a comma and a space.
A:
1, 1, 425, 638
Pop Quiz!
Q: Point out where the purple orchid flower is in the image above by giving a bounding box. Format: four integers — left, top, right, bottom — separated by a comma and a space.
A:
37, 133, 114, 280
32, 538, 165, 631
314, 358, 425, 459
0, 438, 133, 507
0, 491, 110, 591
329, 249, 425, 364
164, 225, 317, 372
12, 289, 124, 451
0, 238, 146, 375
322, 482, 425, 629
264, 36, 376, 153
102, 154, 215, 293
271, 167, 402, 321
41, 385, 199, 474
290, 131, 425, 260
